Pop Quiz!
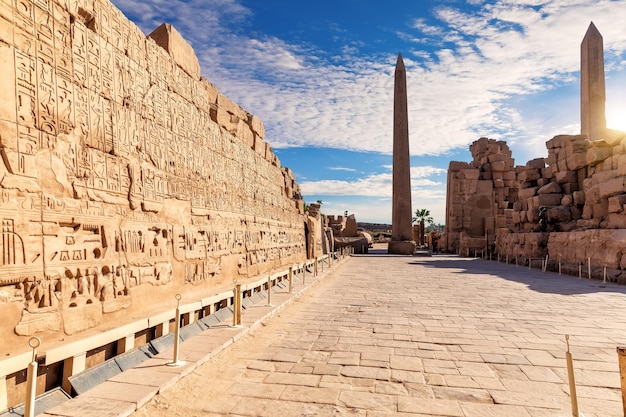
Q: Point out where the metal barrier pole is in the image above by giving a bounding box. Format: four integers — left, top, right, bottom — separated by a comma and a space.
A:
233, 281, 241, 327
288, 266, 293, 293
267, 275, 272, 306
314, 257, 318, 276
566, 335, 579, 417
588, 257, 591, 279
302, 263, 306, 284
168, 294, 185, 366
617, 346, 626, 416
24, 337, 41, 417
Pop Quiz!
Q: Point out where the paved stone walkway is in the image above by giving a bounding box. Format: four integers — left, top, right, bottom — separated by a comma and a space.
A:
126, 250, 626, 417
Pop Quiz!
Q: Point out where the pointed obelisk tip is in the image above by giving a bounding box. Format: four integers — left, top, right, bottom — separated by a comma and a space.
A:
396, 52, 405, 69
585, 21, 601, 38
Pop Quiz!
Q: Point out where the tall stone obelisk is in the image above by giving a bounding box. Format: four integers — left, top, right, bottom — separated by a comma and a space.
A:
388, 53, 416, 255
581, 22, 606, 140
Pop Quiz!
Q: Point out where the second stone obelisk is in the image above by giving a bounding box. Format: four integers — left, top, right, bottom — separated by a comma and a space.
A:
388, 53, 416, 255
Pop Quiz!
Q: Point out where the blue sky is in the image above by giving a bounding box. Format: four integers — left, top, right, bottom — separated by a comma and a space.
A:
111, 0, 626, 225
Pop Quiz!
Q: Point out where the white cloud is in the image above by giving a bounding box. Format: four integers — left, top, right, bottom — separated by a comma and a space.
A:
328, 167, 356, 172
301, 165, 445, 198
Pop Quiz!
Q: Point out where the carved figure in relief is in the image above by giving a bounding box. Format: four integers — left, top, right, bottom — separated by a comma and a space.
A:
22, 276, 58, 312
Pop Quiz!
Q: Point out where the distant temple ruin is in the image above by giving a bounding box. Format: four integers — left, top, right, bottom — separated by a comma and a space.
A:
444, 23, 626, 280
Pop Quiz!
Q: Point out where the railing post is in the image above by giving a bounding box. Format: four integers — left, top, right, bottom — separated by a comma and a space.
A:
267, 275, 271, 306
233, 281, 241, 327
617, 346, 626, 417
288, 266, 293, 293
24, 337, 41, 417
303, 263, 306, 284
314, 257, 318, 276
566, 335, 579, 417
168, 294, 185, 367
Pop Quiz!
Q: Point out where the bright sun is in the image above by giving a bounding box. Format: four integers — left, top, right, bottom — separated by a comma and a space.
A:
606, 103, 626, 132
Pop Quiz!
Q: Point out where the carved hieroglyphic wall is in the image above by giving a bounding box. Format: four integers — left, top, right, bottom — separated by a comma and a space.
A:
0, 0, 306, 351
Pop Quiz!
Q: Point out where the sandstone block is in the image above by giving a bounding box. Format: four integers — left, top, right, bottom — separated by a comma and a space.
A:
561, 195, 573, 205
608, 194, 626, 213
542, 166, 553, 178
253, 135, 266, 155
491, 160, 506, 172
148, 23, 201, 80
562, 183, 579, 194
566, 153, 588, 171
449, 161, 470, 171
598, 177, 625, 199
237, 120, 255, 148
527, 158, 546, 169
538, 182, 562, 194
617, 155, 626, 177
536, 178, 549, 187
459, 169, 480, 180
517, 187, 539, 200
586, 143, 611, 166
200, 78, 219, 104
546, 206, 571, 223
593, 200, 609, 219
555, 170, 577, 184
496, 215, 507, 228
536, 193, 563, 206
217, 94, 247, 120
247, 114, 265, 138
564, 136, 589, 156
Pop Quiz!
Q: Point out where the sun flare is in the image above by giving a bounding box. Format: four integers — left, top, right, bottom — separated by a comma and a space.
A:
606, 105, 626, 132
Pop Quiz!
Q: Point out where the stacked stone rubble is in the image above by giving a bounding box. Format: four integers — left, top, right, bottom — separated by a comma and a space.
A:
444, 138, 515, 254
449, 131, 626, 275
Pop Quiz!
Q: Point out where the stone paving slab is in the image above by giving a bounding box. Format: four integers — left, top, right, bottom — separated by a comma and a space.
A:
82, 381, 158, 408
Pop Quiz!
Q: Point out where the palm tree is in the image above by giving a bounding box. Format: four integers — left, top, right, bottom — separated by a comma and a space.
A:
412, 209, 433, 227
413, 208, 433, 247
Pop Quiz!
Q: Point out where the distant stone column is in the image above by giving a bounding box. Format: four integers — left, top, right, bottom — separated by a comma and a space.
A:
388, 53, 416, 255
581, 22, 606, 140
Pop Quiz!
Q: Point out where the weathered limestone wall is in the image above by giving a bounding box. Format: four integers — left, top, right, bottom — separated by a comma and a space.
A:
0, 0, 306, 358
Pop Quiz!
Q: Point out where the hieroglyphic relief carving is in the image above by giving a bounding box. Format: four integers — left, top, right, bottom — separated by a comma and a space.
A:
0, 0, 306, 348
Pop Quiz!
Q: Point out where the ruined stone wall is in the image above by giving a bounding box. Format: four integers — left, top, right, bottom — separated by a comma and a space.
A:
0, 0, 306, 355
446, 131, 626, 279
444, 138, 515, 253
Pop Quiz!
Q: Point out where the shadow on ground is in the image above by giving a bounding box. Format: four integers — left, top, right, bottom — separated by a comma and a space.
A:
354, 248, 626, 296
